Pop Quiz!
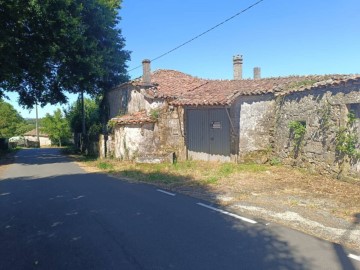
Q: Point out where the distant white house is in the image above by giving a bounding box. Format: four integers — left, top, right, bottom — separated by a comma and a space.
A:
24, 129, 52, 147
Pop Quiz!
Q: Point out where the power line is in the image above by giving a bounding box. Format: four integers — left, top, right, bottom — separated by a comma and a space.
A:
128, 0, 265, 72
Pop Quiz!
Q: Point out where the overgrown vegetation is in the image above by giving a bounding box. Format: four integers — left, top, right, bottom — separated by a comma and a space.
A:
335, 110, 360, 160
149, 108, 160, 121
286, 79, 319, 91
288, 120, 306, 158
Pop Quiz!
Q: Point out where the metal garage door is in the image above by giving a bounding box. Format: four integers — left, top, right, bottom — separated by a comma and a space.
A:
187, 108, 230, 161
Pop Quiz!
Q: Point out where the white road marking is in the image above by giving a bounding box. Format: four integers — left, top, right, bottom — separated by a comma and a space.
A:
157, 189, 176, 196
348, 254, 360, 262
197, 203, 257, 224
73, 195, 85, 200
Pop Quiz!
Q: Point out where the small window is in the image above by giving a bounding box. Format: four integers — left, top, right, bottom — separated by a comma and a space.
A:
347, 103, 360, 119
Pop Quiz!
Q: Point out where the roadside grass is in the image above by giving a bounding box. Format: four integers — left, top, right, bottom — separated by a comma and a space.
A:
70, 154, 360, 222
81, 159, 268, 188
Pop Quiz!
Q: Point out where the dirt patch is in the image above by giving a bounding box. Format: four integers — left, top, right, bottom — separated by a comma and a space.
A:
72, 157, 360, 251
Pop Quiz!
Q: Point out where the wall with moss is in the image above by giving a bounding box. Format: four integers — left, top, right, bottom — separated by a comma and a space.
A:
273, 83, 360, 177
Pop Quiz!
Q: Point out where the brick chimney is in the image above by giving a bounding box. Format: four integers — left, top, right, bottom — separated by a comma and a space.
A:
233, 55, 243, 80
253, 67, 261, 80
142, 59, 151, 85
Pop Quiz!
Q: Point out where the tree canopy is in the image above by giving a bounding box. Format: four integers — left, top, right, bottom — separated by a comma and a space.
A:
0, 100, 31, 138
65, 97, 101, 140
0, 0, 130, 108
42, 108, 71, 146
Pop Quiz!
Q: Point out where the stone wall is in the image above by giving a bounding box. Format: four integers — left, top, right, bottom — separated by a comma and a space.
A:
110, 102, 186, 161
156, 105, 186, 161
273, 84, 360, 176
230, 94, 275, 162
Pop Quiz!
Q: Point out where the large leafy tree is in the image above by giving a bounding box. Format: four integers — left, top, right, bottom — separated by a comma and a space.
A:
0, 0, 130, 108
42, 109, 71, 147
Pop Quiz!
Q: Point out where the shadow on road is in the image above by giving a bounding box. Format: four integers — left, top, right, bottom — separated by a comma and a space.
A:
0, 171, 312, 270
8, 148, 73, 166
334, 212, 360, 270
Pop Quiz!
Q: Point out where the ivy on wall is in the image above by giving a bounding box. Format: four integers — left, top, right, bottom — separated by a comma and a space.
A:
335, 110, 360, 160
288, 120, 306, 158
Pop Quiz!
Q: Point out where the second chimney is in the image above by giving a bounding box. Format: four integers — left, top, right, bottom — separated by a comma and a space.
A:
142, 59, 151, 85
253, 67, 261, 80
233, 55, 243, 80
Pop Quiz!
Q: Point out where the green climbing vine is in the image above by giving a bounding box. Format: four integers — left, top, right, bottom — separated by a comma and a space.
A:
289, 120, 306, 158
335, 111, 360, 160
149, 108, 160, 121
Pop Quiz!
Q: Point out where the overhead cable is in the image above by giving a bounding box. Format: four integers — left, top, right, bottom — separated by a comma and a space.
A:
128, 0, 265, 72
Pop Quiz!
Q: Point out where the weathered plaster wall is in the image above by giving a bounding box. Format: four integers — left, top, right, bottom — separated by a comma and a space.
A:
111, 104, 186, 161
274, 84, 360, 176
127, 90, 163, 114
232, 94, 275, 161
114, 123, 157, 160
107, 85, 164, 119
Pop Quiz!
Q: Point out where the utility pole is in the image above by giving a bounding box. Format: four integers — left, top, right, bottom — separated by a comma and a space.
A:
81, 91, 86, 153
35, 103, 40, 147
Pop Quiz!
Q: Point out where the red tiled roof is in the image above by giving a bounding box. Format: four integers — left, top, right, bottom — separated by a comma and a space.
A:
23, 129, 49, 137
170, 75, 360, 106
110, 111, 156, 125
129, 70, 208, 99
117, 70, 360, 106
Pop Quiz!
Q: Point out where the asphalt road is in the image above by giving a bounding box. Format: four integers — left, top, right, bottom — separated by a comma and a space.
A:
0, 148, 359, 270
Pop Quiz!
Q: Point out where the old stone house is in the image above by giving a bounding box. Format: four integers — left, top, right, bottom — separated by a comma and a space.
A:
24, 129, 52, 147
104, 57, 360, 177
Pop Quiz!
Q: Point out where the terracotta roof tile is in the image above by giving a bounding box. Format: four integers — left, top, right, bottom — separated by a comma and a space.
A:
117, 70, 360, 106
170, 74, 360, 106
23, 129, 49, 137
111, 111, 156, 125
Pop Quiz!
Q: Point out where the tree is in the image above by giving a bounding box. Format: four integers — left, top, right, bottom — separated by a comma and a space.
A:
0, 0, 130, 108
0, 100, 28, 138
42, 109, 71, 147
65, 97, 102, 141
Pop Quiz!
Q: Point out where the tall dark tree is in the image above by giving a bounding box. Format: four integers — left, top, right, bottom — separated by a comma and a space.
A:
0, 0, 130, 108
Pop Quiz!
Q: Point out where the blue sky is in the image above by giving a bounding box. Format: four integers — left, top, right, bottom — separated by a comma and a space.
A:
7, 0, 360, 117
